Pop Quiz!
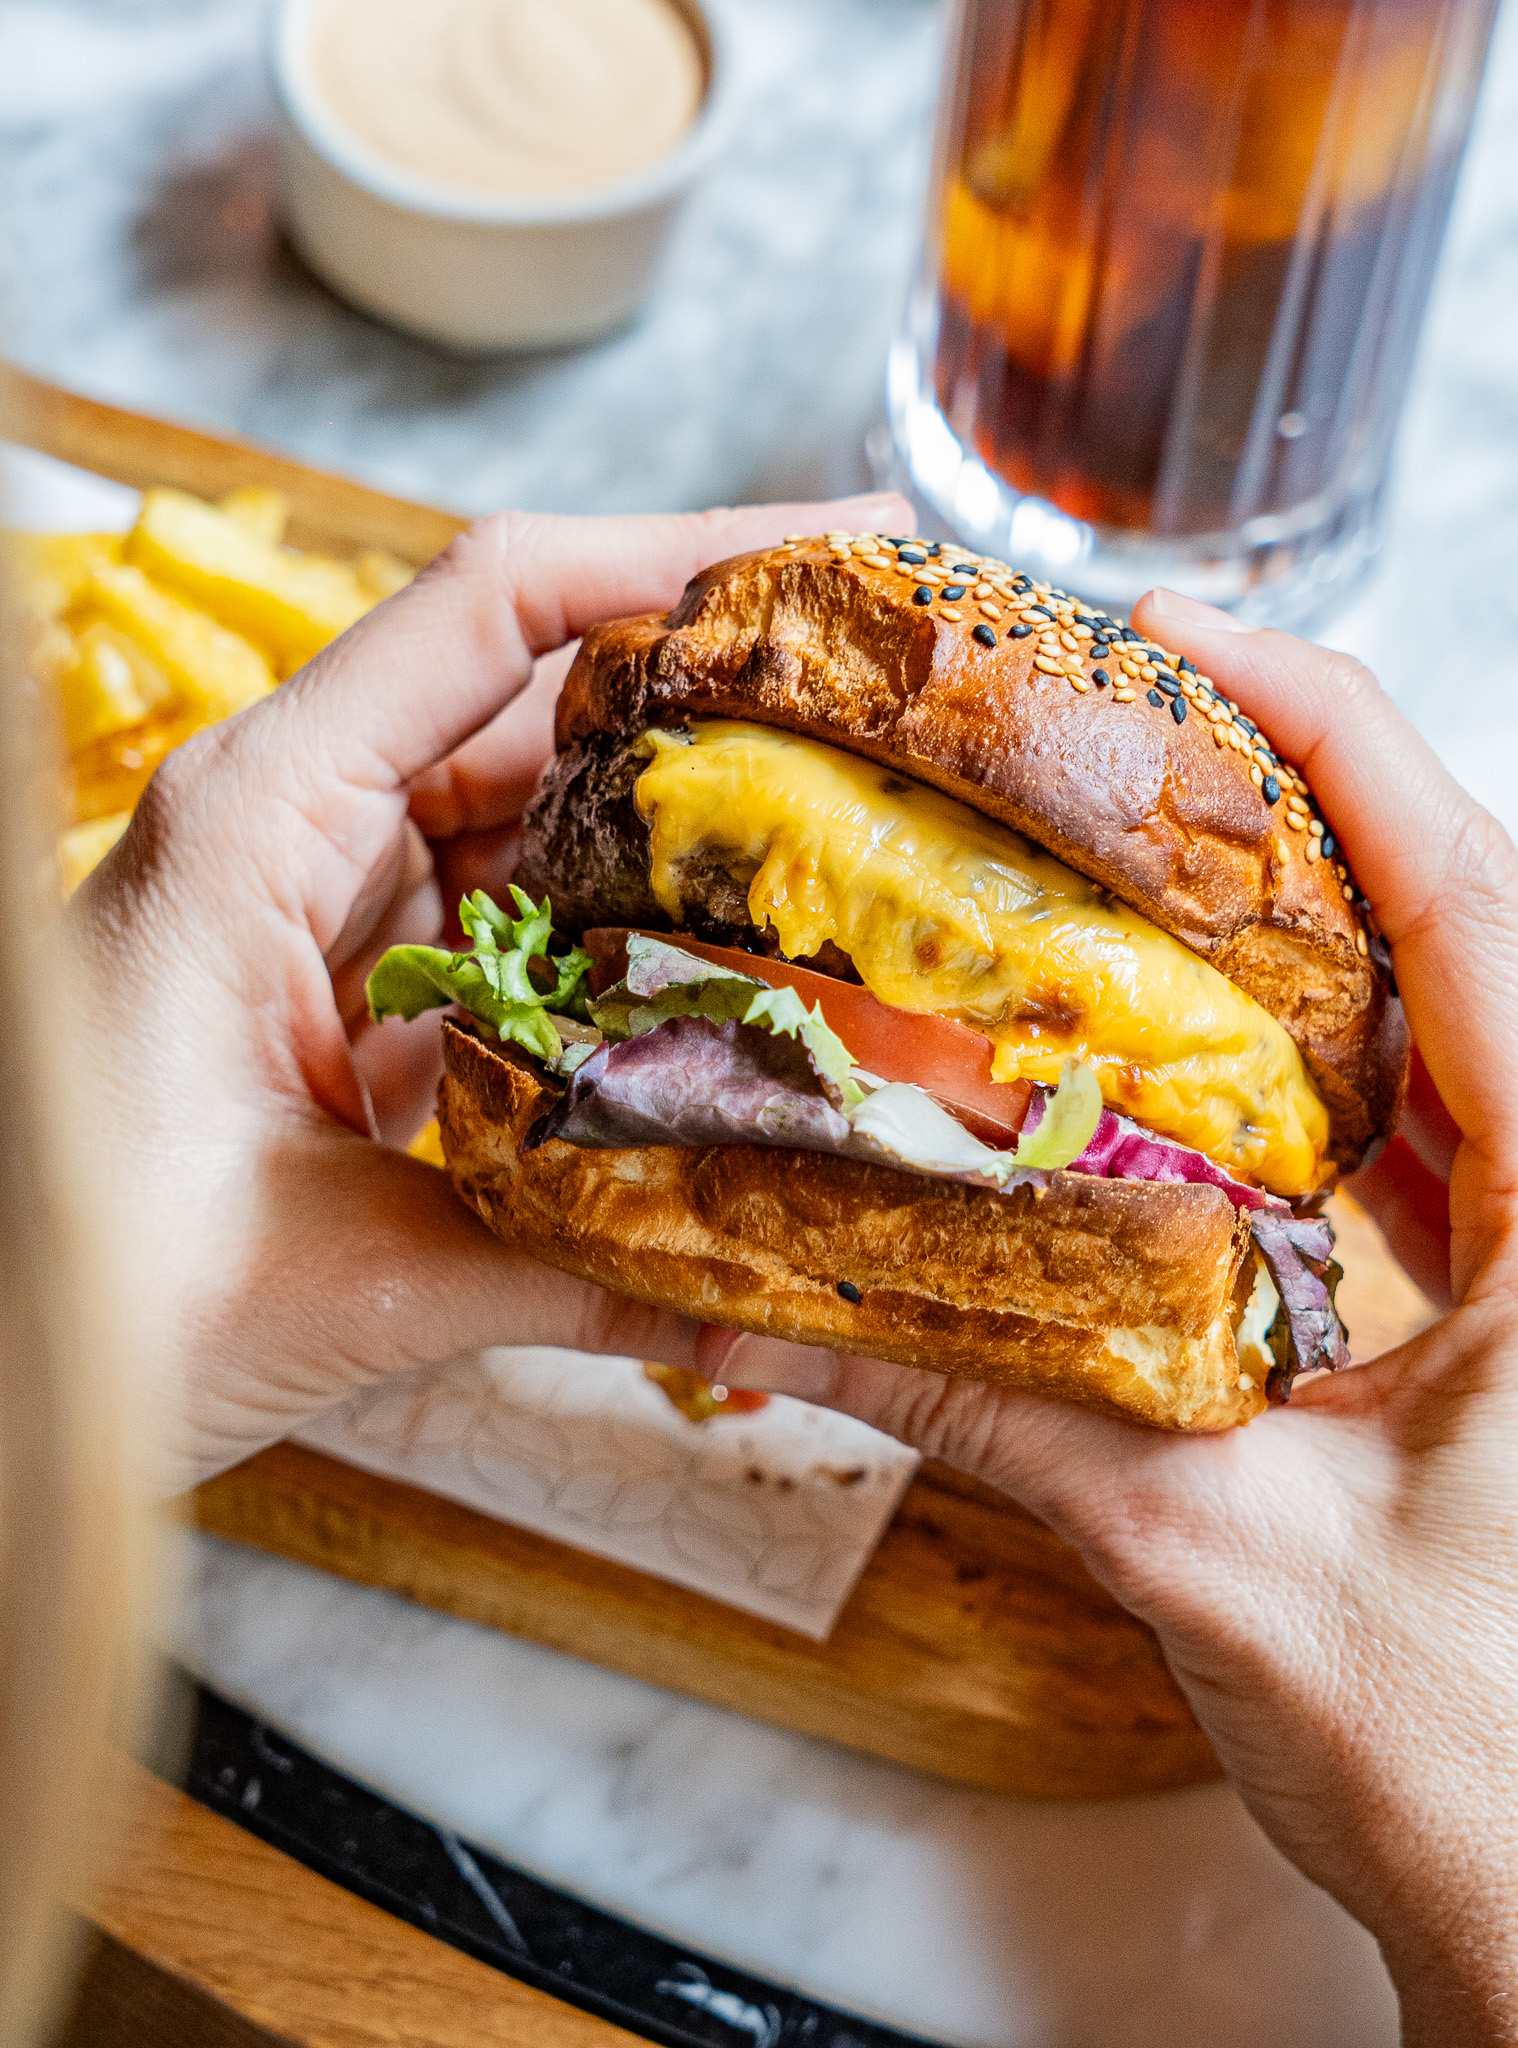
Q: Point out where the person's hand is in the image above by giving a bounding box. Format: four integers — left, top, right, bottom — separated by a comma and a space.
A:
696, 591, 1518, 2045
68, 492, 911, 1492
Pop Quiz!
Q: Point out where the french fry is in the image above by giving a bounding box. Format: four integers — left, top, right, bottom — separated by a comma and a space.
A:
125, 487, 369, 672
355, 549, 416, 602
3, 530, 124, 620
57, 811, 131, 898
218, 487, 291, 546
85, 561, 276, 721
29, 486, 422, 905
57, 619, 173, 751
68, 716, 189, 826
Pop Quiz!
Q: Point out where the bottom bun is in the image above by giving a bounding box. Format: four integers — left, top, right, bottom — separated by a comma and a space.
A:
438, 1023, 1265, 1432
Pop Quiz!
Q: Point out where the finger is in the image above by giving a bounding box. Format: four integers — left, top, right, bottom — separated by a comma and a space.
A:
326, 820, 438, 993
429, 829, 524, 937
350, 1009, 446, 1148
1400, 1046, 1461, 1183
1132, 590, 1518, 1151
1344, 1135, 1453, 1310
268, 494, 913, 795
407, 643, 569, 841
331, 846, 444, 1030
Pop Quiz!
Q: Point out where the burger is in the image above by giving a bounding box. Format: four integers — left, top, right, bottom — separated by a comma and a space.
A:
368, 533, 1406, 1431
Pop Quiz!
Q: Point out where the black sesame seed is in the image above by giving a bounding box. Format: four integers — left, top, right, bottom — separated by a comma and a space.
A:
913, 585, 933, 605
1147, 689, 1164, 707
1170, 695, 1187, 724
1012, 575, 1032, 591
1320, 833, 1335, 860
942, 583, 968, 599
1026, 604, 1054, 620
927, 543, 943, 556
951, 564, 977, 575
1154, 676, 1180, 697
1011, 623, 1032, 639
1091, 637, 1110, 651
1235, 715, 1257, 736
837, 1280, 862, 1304
1092, 668, 1110, 687
973, 623, 996, 647
1178, 658, 1196, 675
1122, 626, 1143, 642
897, 548, 927, 565
1262, 775, 1281, 804
1154, 667, 1179, 686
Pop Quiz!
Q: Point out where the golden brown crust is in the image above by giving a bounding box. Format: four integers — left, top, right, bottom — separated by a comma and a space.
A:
440, 1023, 1264, 1434
554, 537, 1407, 1170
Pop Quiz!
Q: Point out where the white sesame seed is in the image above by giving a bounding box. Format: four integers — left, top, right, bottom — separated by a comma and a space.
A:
939, 606, 963, 622
1034, 655, 1064, 675
1356, 929, 1368, 956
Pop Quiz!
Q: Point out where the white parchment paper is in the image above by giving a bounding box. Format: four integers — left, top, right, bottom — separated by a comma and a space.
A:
295, 1350, 919, 1638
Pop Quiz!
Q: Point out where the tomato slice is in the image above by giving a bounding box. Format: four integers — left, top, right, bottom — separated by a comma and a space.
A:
584, 928, 1033, 1147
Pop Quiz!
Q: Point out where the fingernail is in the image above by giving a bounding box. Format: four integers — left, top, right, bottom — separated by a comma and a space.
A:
1145, 588, 1256, 632
719, 1334, 839, 1403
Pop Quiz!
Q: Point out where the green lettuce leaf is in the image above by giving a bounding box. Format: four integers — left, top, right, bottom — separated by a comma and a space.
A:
366, 886, 591, 1063
1011, 1060, 1102, 1169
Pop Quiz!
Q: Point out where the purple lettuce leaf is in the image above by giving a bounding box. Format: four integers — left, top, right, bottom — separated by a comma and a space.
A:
525, 1014, 1037, 1187
1076, 1109, 1283, 1212
525, 1013, 853, 1153
1249, 1210, 1350, 1401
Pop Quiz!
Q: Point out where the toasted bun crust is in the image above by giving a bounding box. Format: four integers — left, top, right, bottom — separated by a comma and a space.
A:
440, 1023, 1264, 1433
555, 538, 1407, 1171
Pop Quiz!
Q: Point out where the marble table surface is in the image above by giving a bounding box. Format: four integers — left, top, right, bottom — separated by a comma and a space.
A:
7, 0, 1518, 2041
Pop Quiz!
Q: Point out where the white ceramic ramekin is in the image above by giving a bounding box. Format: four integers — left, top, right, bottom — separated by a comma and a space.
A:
271, 0, 732, 352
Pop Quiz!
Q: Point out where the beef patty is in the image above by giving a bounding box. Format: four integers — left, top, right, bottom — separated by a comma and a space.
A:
514, 735, 860, 980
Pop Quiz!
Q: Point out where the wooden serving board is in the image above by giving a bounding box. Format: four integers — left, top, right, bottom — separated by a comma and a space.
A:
7, 369, 1438, 1803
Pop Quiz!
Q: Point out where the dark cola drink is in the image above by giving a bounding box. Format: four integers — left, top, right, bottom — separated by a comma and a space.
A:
889, 0, 1496, 621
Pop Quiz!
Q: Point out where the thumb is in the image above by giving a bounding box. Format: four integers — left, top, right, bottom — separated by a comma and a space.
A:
692, 1325, 1153, 1538
264, 493, 914, 794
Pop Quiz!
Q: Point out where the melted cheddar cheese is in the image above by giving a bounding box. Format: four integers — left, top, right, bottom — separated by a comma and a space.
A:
634, 721, 1330, 1197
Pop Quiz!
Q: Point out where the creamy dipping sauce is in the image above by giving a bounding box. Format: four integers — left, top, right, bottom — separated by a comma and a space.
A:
308, 0, 705, 198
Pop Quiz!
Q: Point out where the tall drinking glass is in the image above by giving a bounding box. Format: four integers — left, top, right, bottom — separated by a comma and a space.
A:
888, 0, 1497, 622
